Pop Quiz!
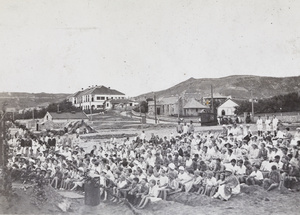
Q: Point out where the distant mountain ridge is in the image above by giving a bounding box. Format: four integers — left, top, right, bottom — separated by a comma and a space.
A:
136, 75, 300, 100
0, 92, 70, 110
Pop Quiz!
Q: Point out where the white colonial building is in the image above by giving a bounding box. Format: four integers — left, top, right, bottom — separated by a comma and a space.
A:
70, 85, 126, 110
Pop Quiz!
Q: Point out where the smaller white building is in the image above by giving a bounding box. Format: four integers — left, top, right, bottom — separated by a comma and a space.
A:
106, 99, 139, 110
43, 111, 89, 123
217, 98, 241, 117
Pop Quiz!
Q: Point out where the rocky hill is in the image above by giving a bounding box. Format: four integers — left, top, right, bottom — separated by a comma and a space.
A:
0, 92, 70, 110
137, 75, 300, 100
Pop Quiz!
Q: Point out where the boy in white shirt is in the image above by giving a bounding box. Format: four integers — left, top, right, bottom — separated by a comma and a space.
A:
246, 164, 264, 186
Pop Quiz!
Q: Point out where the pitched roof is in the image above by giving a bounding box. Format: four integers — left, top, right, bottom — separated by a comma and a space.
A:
183, 98, 210, 109
48, 112, 88, 120
84, 86, 125, 96
71, 91, 82, 97
148, 96, 179, 106
218, 98, 242, 108
72, 86, 125, 99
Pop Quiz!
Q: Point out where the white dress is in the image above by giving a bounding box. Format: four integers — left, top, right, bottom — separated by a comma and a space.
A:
256, 119, 263, 131
148, 185, 162, 202
214, 175, 240, 201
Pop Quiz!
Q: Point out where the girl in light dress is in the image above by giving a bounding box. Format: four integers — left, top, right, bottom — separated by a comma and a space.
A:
138, 179, 161, 209
203, 171, 217, 196
213, 169, 240, 201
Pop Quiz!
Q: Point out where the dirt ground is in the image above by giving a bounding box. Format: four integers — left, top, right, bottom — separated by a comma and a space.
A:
1, 183, 300, 215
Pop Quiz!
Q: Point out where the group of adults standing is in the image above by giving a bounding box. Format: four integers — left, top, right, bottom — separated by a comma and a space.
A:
256, 115, 280, 137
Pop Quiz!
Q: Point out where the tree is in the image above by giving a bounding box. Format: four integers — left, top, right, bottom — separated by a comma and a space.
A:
14, 99, 81, 120
235, 92, 300, 114
235, 101, 252, 115
47, 99, 79, 112
133, 101, 148, 113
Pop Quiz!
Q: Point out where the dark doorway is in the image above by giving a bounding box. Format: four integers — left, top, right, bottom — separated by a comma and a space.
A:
156, 107, 160, 115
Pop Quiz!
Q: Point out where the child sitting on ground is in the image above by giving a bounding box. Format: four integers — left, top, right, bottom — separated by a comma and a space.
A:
192, 170, 204, 194
138, 179, 161, 209
126, 177, 140, 205
111, 174, 128, 203
157, 168, 169, 200
197, 171, 207, 194
203, 171, 217, 196
263, 165, 280, 191
99, 171, 108, 201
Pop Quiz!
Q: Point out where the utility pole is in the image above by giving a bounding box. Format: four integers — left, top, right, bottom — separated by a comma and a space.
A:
32, 109, 34, 120
154, 93, 157, 124
251, 90, 254, 120
140, 102, 142, 117
211, 85, 214, 114
177, 94, 180, 121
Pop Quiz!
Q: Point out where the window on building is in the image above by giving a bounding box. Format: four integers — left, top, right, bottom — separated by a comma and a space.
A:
107, 103, 109, 107
91, 97, 94, 102
96, 96, 105, 100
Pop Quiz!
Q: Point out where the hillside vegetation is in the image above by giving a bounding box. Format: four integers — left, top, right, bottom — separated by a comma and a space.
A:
0, 92, 70, 110
136, 75, 300, 99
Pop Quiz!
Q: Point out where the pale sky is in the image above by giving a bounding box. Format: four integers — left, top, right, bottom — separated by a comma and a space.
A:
0, 0, 300, 96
